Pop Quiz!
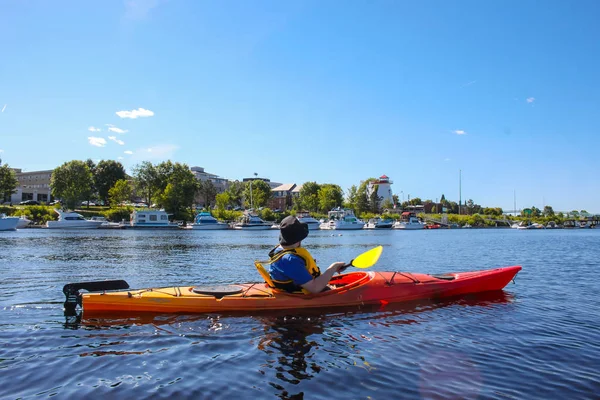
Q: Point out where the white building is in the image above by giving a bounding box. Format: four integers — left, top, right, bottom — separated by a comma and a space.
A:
8, 169, 53, 204
367, 175, 394, 205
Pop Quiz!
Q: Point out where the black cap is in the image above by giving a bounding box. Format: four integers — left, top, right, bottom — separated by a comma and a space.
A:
279, 216, 309, 246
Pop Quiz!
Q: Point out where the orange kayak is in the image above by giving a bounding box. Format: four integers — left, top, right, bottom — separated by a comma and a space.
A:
64, 266, 521, 315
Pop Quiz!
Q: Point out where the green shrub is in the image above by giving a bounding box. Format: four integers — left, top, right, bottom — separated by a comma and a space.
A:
103, 207, 133, 222
12, 206, 58, 223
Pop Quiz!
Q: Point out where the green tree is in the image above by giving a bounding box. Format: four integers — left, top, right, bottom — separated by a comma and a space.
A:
95, 160, 126, 205
346, 185, 358, 210
155, 162, 198, 219
83, 158, 98, 207
543, 205, 555, 217
132, 161, 160, 206
298, 181, 321, 212
381, 198, 394, 210
225, 181, 244, 207
198, 180, 218, 208
532, 206, 542, 217
108, 179, 132, 206
318, 184, 344, 213
51, 160, 94, 210
243, 179, 272, 208
368, 184, 381, 213
0, 159, 18, 202
392, 194, 399, 207
215, 192, 232, 210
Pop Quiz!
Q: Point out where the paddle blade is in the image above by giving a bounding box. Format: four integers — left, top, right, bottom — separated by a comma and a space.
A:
351, 246, 383, 269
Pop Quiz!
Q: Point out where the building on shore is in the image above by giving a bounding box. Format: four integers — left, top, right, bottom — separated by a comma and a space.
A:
7, 168, 53, 204
190, 166, 230, 207
367, 175, 394, 205
269, 183, 297, 211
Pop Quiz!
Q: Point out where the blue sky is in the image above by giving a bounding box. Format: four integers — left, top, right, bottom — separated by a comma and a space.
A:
1, 0, 599, 213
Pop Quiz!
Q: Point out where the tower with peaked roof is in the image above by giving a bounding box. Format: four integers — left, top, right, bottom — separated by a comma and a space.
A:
367, 175, 394, 205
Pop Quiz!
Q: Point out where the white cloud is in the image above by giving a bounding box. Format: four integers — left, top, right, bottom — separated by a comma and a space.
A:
526, 97, 535, 103
0, 149, 4, 153
460, 80, 476, 88
88, 126, 101, 132
1, 104, 6, 113
88, 137, 107, 147
453, 130, 467, 135
116, 107, 155, 119
108, 136, 125, 145
124, 150, 133, 155
444, 158, 451, 162
106, 124, 128, 134
118, 156, 124, 160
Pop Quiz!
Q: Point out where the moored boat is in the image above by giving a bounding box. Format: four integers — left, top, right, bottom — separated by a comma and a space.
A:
393, 212, 424, 230
185, 211, 229, 230
296, 211, 321, 230
233, 213, 271, 230
16, 216, 32, 229
64, 266, 521, 315
321, 208, 364, 230
0, 214, 19, 231
46, 210, 104, 229
364, 218, 394, 229
128, 209, 180, 229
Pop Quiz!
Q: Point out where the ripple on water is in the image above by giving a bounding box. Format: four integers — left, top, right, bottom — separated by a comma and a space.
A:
1, 229, 600, 399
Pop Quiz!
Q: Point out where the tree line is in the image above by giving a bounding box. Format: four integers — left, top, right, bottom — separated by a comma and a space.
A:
0, 158, 594, 221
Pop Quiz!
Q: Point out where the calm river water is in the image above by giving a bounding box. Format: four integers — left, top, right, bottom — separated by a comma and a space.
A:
1, 228, 599, 399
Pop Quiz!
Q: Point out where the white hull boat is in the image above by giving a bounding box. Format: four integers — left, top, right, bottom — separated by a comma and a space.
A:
16, 216, 31, 229
46, 210, 103, 229
323, 208, 365, 230
0, 214, 19, 231
393, 215, 424, 230
128, 210, 180, 229
296, 213, 321, 230
233, 214, 271, 230
185, 212, 229, 230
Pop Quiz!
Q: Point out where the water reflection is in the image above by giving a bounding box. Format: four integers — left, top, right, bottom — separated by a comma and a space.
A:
63, 291, 514, 398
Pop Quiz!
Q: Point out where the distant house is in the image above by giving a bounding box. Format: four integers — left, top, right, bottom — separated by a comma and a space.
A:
269, 183, 297, 211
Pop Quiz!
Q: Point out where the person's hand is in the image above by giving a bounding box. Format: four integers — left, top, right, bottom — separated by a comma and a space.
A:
328, 262, 347, 273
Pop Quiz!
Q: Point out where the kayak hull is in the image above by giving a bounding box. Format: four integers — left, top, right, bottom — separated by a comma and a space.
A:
79, 266, 521, 315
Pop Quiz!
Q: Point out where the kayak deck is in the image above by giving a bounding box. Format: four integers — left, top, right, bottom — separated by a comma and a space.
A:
76, 266, 521, 315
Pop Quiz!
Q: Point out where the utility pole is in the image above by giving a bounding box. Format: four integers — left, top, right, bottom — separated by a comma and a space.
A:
459, 169, 462, 215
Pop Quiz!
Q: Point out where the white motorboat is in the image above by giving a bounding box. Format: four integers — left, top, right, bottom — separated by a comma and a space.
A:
16, 216, 31, 229
185, 211, 229, 230
321, 208, 364, 230
296, 212, 321, 230
0, 214, 19, 231
233, 214, 271, 230
393, 213, 424, 230
90, 216, 123, 229
364, 218, 394, 229
46, 210, 104, 229
128, 210, 180, 229
516, 222, 545, 230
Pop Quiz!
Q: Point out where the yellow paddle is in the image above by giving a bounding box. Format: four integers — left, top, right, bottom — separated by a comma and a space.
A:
340, 246, 383, 271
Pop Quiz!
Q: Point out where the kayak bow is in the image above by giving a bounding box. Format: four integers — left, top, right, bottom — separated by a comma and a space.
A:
64, 266, 521, 315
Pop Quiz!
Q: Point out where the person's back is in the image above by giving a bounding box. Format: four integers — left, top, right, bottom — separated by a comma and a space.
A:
267, 216, 346, 294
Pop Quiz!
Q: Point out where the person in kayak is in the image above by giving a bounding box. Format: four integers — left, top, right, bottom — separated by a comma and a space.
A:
267, 215, 347, 294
